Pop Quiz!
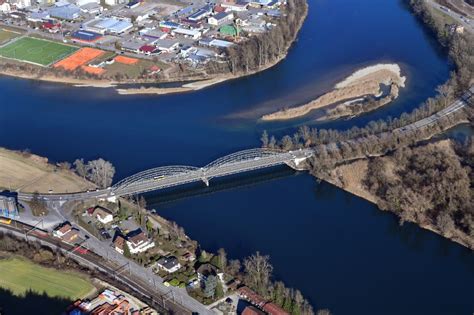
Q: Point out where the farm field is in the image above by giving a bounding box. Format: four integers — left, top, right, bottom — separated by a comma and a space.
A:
0, 37, 77, 66
0, 258, 95, 299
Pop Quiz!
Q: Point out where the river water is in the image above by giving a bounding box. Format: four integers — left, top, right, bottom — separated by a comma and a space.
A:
1, 0, 473, 314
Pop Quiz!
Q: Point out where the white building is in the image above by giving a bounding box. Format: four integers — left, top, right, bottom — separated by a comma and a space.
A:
172, 28, 202, 40
0, 1, 11, 13
208, 12, 234, 26
156, 256, 181, 273
126, 230, 155, 254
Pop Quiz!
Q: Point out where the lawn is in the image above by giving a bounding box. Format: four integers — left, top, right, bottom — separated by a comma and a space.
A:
0, 37, 78, 66
0, 258, 94, 299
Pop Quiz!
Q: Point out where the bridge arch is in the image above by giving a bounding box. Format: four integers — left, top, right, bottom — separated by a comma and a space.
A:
112, 165, 198, 190
204, 148, 281, 170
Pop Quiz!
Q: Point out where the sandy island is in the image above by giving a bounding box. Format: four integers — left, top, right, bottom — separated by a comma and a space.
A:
261, 63, 406, 121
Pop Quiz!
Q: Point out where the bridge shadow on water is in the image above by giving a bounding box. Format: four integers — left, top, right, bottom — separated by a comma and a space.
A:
144, 165, 302, 207
0, 287, 72, 315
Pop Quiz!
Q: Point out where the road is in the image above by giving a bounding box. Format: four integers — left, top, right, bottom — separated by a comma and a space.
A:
425, 0, 474, 33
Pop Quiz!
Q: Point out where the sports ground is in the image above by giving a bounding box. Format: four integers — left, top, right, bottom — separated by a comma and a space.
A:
0, 258, 94, 299
0, 37, 78, 66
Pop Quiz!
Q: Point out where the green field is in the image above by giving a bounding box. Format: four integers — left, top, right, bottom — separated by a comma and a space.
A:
0, 37, 77, 66
0, 258, 94, 299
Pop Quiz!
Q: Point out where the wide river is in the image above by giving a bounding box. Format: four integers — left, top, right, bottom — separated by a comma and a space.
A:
1, 0, 473, 314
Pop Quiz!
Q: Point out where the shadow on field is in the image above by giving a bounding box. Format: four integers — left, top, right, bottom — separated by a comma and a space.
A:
0, 287, 72, 315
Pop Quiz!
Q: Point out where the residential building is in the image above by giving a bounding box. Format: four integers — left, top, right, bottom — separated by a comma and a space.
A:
242, 306, 265, 315
125, 229, 155, 254
0, 1, 11, 13
104, 0, 126, 6
196, 263, 218, 283
156, 256, 181, 273
207, 12, 234, 26
8, 0, 31, 9
89, 206, 114, 224
53, 222, 80, 244
113, 235, 126, 254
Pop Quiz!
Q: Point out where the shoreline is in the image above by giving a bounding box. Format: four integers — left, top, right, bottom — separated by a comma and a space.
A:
0, 2, 308, 96
261, 63, 406, 121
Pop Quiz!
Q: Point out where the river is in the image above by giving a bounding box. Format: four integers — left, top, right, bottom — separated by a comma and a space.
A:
1, 0, 473, 314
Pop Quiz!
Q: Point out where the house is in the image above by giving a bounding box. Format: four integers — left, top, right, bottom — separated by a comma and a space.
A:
42, 21, 61, 33
156, 256, 181, 273
53, 222, 80, 244
242, 306, 265, 315
238, 286, 267, 308
207, 12, 234, 26
196, 263, 218, 283
126, 229, 155, 254
0, 1, 11, 13
139, 44, 158, 55
262, 302, 290, 315
91, 206, 114, 224
113, 235, 126, 254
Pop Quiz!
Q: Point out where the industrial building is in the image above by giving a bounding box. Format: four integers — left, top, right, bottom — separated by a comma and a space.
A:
0, 194, 18, 219
84, 17, 133, 35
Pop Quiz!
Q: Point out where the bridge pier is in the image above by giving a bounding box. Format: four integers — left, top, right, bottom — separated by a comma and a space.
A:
285, 157, 309, 171
202, 178, 210, 187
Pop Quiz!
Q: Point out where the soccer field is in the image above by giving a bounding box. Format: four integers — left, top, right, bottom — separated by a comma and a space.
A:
0, 37, 78, 66
0, 258, 94, 299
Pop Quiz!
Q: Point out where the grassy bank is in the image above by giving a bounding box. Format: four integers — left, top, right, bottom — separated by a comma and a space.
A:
0, 147, 95, 193
0, 257, 95, 299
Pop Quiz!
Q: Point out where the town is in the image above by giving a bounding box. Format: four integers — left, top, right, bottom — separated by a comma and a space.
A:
0, 0, 286, 79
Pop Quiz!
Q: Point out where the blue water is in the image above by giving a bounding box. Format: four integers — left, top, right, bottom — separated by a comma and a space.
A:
1, 0, 473, 314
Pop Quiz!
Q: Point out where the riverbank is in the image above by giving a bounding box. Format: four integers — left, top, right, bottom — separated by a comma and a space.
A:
261, 63, 406, 121
0, 147, 95, 194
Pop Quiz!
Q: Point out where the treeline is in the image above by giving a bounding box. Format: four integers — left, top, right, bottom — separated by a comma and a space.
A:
223, 0, 307, 74
58, 158, 115, 188
364, 137, 474, 247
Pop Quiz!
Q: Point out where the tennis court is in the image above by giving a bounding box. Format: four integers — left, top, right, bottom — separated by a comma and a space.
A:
54, 47, 104, 71
0, 37, 78, 66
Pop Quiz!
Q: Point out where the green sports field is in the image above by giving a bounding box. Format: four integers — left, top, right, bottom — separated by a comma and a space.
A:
0, 37, 78, 66
0, 258, 94, 299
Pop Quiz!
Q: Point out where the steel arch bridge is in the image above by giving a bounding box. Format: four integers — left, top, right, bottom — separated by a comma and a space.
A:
111, 148, 312, 196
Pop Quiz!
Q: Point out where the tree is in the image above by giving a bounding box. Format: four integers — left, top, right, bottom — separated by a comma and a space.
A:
30, 192, 47, 216
215, 279, 224, 299
227, 259, 241, 276
261, 130, 269, 148
73, 158, 87, 179
203, 275, 217, 298
243, 251, 273, 296
123, 242, 131, 258
86, 158, 115, 188
217, 248, 227, 271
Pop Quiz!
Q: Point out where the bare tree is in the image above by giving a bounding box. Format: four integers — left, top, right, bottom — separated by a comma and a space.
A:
86, 158, 115, 188
243, 251, 273, 297
73, 158, 87, 179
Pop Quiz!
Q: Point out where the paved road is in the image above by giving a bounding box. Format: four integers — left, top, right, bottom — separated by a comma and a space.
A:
426, 0, 474, 33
